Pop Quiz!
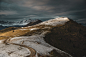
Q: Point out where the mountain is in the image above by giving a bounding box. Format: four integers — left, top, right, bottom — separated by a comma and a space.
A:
0, 25, 8, 30
0, 19, 42, 30
25, 19, 42, 26
81, 23, 86, 26
0, 20, 15, 26
0, 19, 37, 26
44, 19, 86, 57
0, 17, 86, 57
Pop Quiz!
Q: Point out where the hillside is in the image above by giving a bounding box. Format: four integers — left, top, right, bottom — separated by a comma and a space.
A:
0, 17, 86, 57
44, 19, 86, 57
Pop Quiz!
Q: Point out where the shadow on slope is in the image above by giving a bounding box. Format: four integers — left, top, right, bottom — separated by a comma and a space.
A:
44, 19, 86, 57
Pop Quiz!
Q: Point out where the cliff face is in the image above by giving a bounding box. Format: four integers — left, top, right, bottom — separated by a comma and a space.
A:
0, 17, 86, 57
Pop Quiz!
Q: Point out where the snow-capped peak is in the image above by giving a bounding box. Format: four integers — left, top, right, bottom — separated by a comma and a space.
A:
0, 19, 35, 26
38, 17, 69, 26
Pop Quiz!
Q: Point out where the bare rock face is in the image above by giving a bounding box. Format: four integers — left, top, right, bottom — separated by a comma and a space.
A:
25, 20, 42, 26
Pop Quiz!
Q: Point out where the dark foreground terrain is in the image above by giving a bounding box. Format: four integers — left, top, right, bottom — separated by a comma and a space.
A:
44, 19, 86, 57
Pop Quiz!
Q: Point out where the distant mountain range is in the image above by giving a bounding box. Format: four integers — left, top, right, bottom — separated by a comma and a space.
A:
0, 25, 8, 30
0, 19, 41, 26
0, 19, 42, 30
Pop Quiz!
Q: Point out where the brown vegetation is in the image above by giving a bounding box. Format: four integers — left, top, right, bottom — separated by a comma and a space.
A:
44, 19, 86, 57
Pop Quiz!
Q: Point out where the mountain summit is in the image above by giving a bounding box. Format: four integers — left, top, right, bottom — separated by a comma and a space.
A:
0, 17, 86, 57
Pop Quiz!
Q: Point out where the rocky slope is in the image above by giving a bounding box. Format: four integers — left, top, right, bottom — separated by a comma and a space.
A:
0, 17, 86, 57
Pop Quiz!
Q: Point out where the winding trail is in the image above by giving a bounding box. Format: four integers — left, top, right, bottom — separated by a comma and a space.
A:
12, 43, 37, 57
3, 37, 37, 57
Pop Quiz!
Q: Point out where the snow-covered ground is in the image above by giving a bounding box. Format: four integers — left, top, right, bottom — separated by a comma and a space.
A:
8, 32, 53, 55
0, 44, 31, 57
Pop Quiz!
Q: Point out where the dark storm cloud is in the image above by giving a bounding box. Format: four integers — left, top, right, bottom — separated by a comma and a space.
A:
0, 0, 86, 23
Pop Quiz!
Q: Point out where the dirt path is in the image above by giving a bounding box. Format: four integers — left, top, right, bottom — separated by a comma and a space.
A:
12, 43, 37, 57
3, 38, 37, 57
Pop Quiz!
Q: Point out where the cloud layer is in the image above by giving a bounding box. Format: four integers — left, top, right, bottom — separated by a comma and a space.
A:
0, 0, 86, 23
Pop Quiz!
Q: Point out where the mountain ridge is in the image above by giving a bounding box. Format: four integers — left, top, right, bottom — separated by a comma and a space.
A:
0, 17, 86, 57
0, 19, 39, 26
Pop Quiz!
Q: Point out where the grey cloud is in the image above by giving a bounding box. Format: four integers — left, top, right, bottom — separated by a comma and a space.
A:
0, 0, 86, 23
0, 11, 18, 15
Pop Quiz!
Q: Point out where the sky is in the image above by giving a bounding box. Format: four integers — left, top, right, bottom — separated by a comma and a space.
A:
0, 0, 86, 23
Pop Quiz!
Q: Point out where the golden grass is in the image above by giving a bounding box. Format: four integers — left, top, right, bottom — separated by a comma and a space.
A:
0, 27, 31, 40
0, 25, 48, 40
0, 29, 30, 39
0, 24, 64, 41
0, 24, 64, 40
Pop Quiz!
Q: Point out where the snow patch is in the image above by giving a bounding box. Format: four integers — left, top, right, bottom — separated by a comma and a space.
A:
0, 40, 5, 44
0, 44, 31, 57
38, 17, 69, 26
30, 28, 39, 31
19, 29, 28, 30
